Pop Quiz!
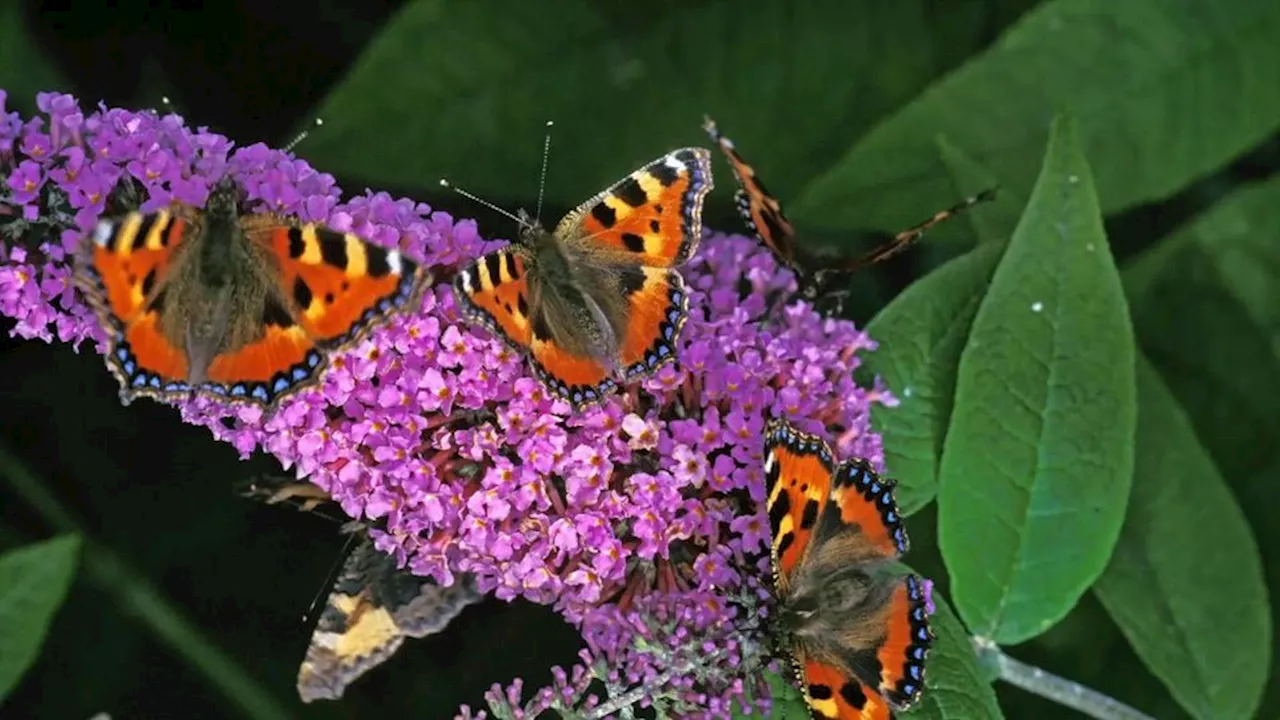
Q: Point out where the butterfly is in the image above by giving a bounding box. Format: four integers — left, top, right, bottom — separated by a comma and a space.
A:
763, 419, 934, 719
453, 147, 713, 409
238, 477, 483, 702
702, 116, 994, 312
74, 175, 431, 408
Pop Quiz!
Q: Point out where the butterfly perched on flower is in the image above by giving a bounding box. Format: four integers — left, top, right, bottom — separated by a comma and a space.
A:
453, 147, 713, 409
238, 477, 482, 702
702, 116, 994, 310
74, 175, 431, 408
763, 419, 934, 719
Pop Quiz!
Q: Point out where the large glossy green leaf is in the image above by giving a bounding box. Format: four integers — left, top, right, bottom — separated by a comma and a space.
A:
0, 534, 81, 701
794, 0, 1280, 236
301, 1, 1008, 210
1094, 358, 1270, 720
937, 116, 1136, 644
1121, 176, 1280, 717
903, 597, 1005, 720
865, 241, 1005, 514
0, 5, 68, 114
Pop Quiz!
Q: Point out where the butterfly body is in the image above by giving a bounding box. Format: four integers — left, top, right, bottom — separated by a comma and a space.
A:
764, 419, 933, 719
76, 176, 429, 407
454, 148, 713, 408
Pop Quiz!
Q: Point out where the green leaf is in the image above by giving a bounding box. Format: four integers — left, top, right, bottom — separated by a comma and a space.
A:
0, 4, 69, 113
934, 135, 1019, 245
865, 240, 1005, 514
937, 116, 1136, 644
1123, 175, 1280, 487
0, 534, 81, 701
1093, 357, 1270, 720
302, 1, 994, 209
902, 597, 1005, 720
1120, 177, 1280, 717
794, 0, 1280, 235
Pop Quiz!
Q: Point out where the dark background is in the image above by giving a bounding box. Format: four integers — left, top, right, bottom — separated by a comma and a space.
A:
1, 1, 1277, 719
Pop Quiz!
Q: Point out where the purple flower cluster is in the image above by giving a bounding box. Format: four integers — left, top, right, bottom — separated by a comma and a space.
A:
0, 91, 896, 717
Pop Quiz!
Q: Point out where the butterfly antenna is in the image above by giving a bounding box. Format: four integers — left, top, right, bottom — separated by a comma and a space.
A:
438, 178, 529, 229
534, 120, 554, 224
283, 118, 323, 154
303, 531, 359, 625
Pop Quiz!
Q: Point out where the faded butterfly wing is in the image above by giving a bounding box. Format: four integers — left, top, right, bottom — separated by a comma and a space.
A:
763, 419, 934, 719
295, 538, 482, 703
75, 175, 430, 408
703, 116, 994, 303
238, 477, 482, 702
453, 148, 713, 408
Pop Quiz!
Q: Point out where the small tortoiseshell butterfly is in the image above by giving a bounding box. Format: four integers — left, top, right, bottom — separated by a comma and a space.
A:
453, 148, 713, 409
238, 478, 482, 702
763, 419, 934, 719
74, 176, 431, 408
703, 116, 994, 308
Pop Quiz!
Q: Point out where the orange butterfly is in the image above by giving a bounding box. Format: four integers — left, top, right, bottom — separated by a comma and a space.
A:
703, 116, 994, 306
764, 419, 934, 719
74, 176, 431, 407
453, 148, 713, 409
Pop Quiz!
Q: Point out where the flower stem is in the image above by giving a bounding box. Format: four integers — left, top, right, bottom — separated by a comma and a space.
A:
974, 637, 1155, 720
0, 443, 292, 720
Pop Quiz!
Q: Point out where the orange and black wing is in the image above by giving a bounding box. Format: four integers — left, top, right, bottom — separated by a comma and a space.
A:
557, 147, 713, 268
454, 244, 614, 408
216, 219, 429, 404
763, 418, 838, 589
703, 116, 798, 269
75, 207, 199, 402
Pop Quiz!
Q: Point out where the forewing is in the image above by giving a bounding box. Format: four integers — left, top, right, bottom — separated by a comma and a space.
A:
763, 419, 838, 591
244, 218, 429, 344
556, 147, 712, 268
703, 116, 798, 269
75, 206, 198, 397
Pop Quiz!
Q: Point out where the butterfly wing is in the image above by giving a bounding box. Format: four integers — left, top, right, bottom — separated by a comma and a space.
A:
75, 207, 201, 399
703, 117, 798, 269
296, 539, 483, 702
763, 418, 838, 590
454, 244, 613, 406
219, 218, 429, 403
824, 460, 911, 557
555, 147, 713, 268
870, 575, 933, 709
802, 657, 895, 720
609, 265, 688, 380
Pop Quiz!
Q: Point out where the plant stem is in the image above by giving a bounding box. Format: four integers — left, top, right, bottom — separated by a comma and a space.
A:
974, 637, 1156, 720
0, 443, 292, 720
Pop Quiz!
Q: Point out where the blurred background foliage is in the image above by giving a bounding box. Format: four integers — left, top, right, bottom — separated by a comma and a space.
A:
0, 1, 1276, 718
